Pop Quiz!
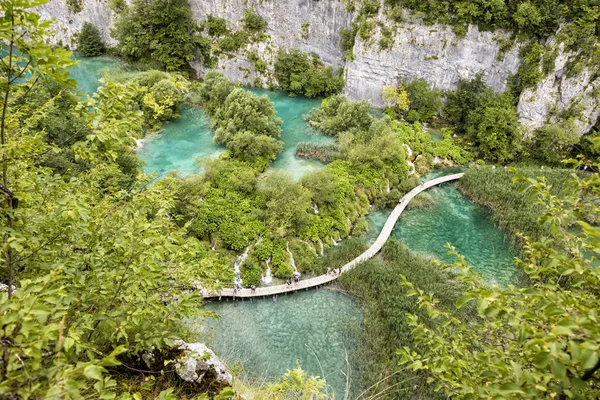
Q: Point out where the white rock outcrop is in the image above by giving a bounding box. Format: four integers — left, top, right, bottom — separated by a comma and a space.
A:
345, 17, 521, 108
174, 340, 232, 387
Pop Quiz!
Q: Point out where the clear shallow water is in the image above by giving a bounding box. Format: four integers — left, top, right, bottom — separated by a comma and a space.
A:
137, 108, 225, 176
251, 89, 335, 179
199, 289, 362, 399
366, 169, 518, 285
69, 54, 125, 96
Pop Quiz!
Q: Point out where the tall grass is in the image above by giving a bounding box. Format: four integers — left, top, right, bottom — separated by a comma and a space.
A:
295, 142, 341, 163
458, 168, 583, 243
339, 239, 472, 400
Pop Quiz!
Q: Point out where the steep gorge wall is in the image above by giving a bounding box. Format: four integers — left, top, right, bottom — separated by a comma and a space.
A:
35, 0, 598, 135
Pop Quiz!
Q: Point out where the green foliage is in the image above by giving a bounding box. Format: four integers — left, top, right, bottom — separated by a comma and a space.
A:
528, 124, 580, 165
241, 9, 267, 32
112, 0, 199, 70
274, 49, 344, 97
339, 239, 469, 399
305, 95, 372, 136
66, 0, 83, 13
0, 3, 217, 396
200, 78, 283, 167
77, 22, 105, 57
399, 165, 600, 399
295, 142, 341, 163
205, 14, 227, 36
110, 69, 190, 129
196, 70, 235, 116
263, 364, 327, 399
218, 30, 249, 52
340, 24, 358, 60
445, 74, 520, 162
458, 167, 588, 243
404, 78, 442, 122
258, 172, 312, 237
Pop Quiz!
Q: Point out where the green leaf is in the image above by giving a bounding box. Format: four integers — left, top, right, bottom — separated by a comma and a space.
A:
84, 365, 105, 381
498, 382, 524, 394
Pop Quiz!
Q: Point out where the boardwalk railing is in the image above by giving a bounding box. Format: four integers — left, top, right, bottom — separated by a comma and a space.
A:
202, 173, 464, 299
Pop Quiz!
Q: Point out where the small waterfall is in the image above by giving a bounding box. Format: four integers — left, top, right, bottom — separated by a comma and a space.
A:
337, 232, 342, 242
135, 138, 145, 149
261, 258, 273, 285
407, 161, 416, 176
233, 244, 252, 286
318, 240, 324, 256
286, 242, 297, 272
312, 204, 319, 214
332, 237, 338, 247
386, 180, 391, 193
403, 144, 413, 158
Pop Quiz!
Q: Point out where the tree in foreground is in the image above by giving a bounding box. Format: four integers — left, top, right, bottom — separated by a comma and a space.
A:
399, 155, 600, 399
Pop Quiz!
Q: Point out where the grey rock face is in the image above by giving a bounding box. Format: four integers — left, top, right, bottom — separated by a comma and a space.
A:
345, 17, 522, 108
518, 44, 600, 135
35, 0, 116, 49
174, 340, 232, 387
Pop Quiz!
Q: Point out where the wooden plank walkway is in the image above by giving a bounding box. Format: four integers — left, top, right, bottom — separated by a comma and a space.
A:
202, 173, 464, 299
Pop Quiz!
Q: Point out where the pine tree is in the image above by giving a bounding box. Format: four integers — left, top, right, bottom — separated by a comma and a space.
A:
77, 22, 105, 57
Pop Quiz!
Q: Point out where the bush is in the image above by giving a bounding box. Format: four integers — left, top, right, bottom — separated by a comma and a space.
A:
529, 124, 579, 165
274, 49, 344, 97
241, 9, 267, 32
77, 22, 105, 56
205, 14, 227, 36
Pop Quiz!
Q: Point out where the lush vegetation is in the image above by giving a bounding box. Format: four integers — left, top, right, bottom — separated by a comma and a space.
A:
383, 78, 443, 123
339, 239, 471, 399
0, 1, 221, 397
400, 161, 600, 398
305, 95, 471, 169
274, 49, 344, 97
444, 74, 520, 163
112, 0, 200, 70
458, 167, 592, 243
109, 69, 191, 130
77, 22, 105, 57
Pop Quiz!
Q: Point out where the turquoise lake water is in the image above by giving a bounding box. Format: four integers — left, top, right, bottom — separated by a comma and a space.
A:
366, 169, 518, 286
200, 289, 362, 399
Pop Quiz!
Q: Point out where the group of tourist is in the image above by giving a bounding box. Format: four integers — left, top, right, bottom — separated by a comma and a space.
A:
327, 265, 343, 276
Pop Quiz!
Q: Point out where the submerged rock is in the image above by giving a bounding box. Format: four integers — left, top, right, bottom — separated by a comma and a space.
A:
174, 340, 232, 388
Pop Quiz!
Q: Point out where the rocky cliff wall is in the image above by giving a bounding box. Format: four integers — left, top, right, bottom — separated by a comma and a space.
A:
35, 0, 598, 135
344, 16, 522, 108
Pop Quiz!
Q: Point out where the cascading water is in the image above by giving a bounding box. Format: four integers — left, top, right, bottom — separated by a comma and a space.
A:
312, 204, 319, 214
318, 240, 324, 256
261, 258, 273, 285
386, 180, 390, 193
233, 244, 252, 287
286, 242, 297, 272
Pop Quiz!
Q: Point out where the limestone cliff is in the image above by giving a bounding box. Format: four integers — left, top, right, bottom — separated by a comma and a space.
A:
35, 0, 598, 135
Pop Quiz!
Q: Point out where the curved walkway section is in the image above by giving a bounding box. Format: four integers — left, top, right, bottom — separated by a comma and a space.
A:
202, 173, 464, 299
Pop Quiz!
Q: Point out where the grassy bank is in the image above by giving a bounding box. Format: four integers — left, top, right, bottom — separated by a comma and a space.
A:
457, 167, 581, 243
339, 239, 472, 400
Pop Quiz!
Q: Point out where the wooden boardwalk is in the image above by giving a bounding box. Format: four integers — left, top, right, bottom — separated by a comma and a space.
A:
202, 173, 464, 299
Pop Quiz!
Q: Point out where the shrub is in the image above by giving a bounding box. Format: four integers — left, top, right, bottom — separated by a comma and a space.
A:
77, 22, 105, 56
205, 14, 227, 36
241, 9, 267, 32
274, 49, 344, 97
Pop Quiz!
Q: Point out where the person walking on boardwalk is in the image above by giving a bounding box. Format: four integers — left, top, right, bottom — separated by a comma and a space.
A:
327, 267, 331, 275
286, 278, 292, 287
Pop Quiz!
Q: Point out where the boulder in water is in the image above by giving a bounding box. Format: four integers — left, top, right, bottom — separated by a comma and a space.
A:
174, 340, 232, 389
